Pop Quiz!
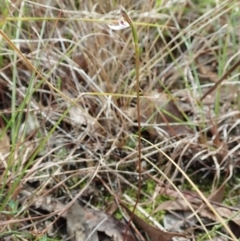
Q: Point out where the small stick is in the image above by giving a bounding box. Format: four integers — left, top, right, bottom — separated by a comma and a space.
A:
200, 58, 240, 102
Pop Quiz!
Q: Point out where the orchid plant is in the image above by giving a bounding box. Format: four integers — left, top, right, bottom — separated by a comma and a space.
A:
108, 5, 141, 240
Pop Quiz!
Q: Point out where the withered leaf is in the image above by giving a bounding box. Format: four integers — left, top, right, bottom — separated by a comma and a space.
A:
208, 184, 225, 203
19, 188, 136, 241
154, 199, 197, 214
67, 202, 98, 241
127, 91, 192, 137
0, 128, 10, 157
86, 208, 136, 241
154, 198, 240, 227
121, 203, 186, 241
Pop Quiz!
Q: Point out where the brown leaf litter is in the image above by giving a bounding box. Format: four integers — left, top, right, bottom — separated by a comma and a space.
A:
121, 203, 186, 241
67, 201, 98, 241
154, 184, 240, 235
17, 187, 186, 241
125, 90, 193, 138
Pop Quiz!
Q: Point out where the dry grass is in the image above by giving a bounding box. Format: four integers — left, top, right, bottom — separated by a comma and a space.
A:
1, 0, 240, 240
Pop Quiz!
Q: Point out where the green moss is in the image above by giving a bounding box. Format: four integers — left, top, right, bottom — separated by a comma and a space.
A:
144, 179, 155, 195
124, 178, 173, 223
184, 170, 214, 194
125, 136, 137, 149
38, 235, 61, 241
115, 210, 123, 219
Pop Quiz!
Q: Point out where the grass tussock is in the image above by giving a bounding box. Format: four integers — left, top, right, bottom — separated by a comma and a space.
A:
0, 0, 240, 240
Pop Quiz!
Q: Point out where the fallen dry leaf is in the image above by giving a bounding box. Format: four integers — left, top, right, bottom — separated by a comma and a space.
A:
85, 207, 136, 241
208, 184, 225, 203
20, 187, 136, 241
67, 202, 98, 241
126, 91, 192, 137
197, 56, 219, 83
63, 90, 105, 134
229, 221, 240, 239
163, 212, 195, 238
0, 127, 10, 181
214, 206, 240, 226
69, 105, 93, 126
154, 199, 196, 214
154, 198, 240, 227
0, 128, 10, 157
156, 185, 202, 205
73, 53, 88, 73
121, 203, 186, 241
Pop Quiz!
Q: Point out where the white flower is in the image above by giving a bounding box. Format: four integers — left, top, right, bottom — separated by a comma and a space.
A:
108, 17, 130, 31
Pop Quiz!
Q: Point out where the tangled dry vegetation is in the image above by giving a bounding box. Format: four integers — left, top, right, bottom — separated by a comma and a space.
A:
1, 0, 240, 240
